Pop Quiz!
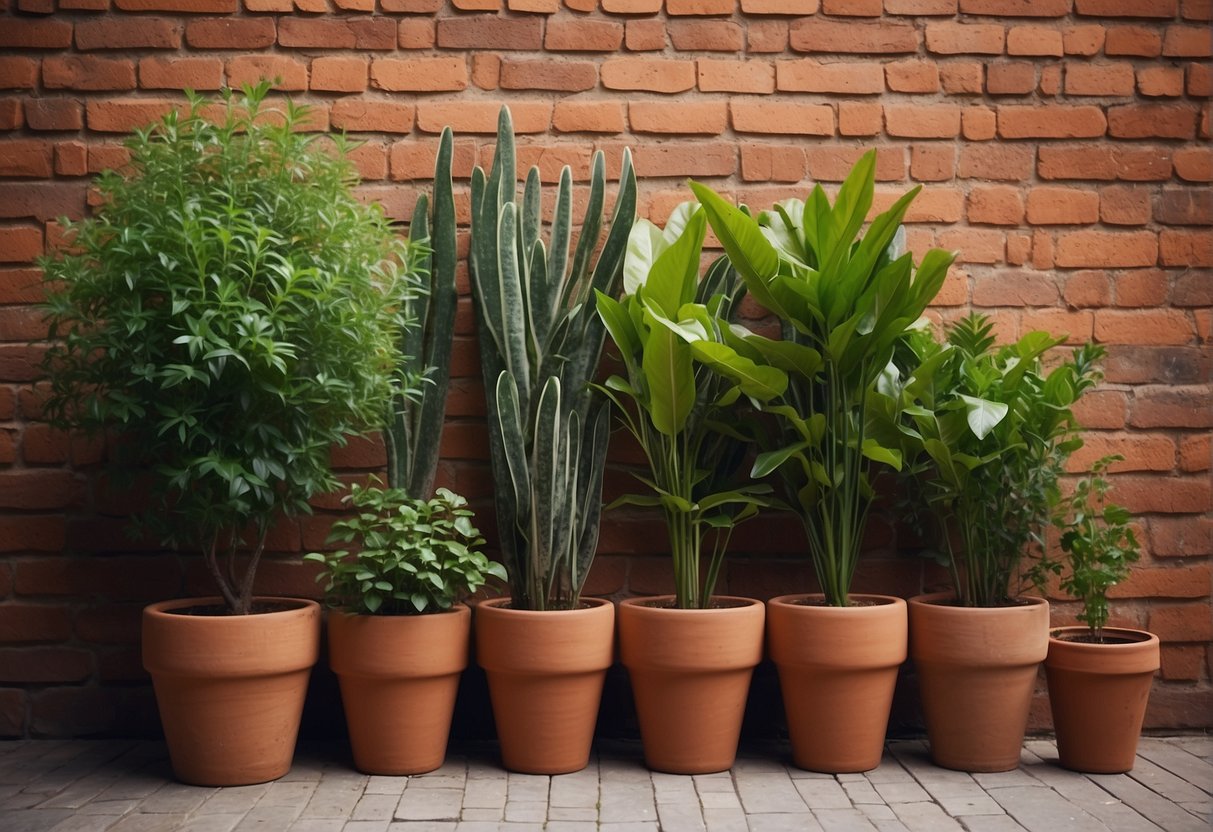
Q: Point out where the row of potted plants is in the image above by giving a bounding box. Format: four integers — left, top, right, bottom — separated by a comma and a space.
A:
37, 90, 1159, 786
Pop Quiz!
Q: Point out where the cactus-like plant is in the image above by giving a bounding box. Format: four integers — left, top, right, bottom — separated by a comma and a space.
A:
470, 107, 637, 611
386, 128, 458, 499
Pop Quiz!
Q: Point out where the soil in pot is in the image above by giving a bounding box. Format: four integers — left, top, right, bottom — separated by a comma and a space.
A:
143, 597, 320, 786
1046, 626, 1159, 774
618, 596, 765, 775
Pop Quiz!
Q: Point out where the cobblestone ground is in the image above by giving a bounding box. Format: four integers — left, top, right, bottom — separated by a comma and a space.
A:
1, 737, 1210, 832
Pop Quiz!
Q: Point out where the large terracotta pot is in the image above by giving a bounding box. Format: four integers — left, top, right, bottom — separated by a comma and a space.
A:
328, 605, 470, 775
475, 597, 615, 775
618, 596, 765, 774
908, 592, 1049, 772
767, 594, 907, 773
1045, 626, 1159, 774
142, 597, 320, 786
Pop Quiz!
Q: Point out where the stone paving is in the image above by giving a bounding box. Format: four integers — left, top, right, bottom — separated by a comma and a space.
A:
1, 736, 1210, 832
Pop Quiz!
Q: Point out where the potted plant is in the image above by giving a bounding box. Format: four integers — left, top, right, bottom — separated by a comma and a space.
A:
469, 107, 637, 774
40, 83, 414, 786
1033, 456, 1157, 773
881, 314, 1104, 771
597, 203, 777, 774
688, 153, 954, 773
306, 483, 504, 775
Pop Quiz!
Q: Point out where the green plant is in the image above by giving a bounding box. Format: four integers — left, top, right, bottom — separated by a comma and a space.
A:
305, 483, 505, 615
470, 107, 637, 611
388, 127, 458, 499
687, 152, 954, 607
1032, 456, 1140, 642
878, 314, 1105, 607
596, 205, 780, 609
40, 83, 418, 615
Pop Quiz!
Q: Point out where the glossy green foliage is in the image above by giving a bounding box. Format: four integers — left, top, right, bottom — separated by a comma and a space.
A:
40, 83, 420, 614
596, 205, 777, 609
688, 151, 954, 606
469, 107, 638, 610
305, 483, 505, 615
387, 128, 458, 500
876, 314, 1106, 607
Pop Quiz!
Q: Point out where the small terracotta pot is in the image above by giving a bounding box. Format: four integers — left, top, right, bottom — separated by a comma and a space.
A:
475, 597, 615, 775
618, 596, 765, 775
1045, 626, 1159, 774
767, 594, 907, 773
328, 605, 470, 775
908, 592, 1049, 772
143, 597, 320, 786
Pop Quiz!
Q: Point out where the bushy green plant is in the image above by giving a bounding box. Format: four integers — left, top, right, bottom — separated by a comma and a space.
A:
470, 107, 637, 611
596, 205, 779, 609
876, 314, 1104, 607
687, 152, 954, 607
40, 83, 418, 614
305, 483, 505, 615
1032, 456, 1140, 641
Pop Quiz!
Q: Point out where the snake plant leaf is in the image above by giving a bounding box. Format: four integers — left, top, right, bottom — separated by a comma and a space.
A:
494, 372, 531, 524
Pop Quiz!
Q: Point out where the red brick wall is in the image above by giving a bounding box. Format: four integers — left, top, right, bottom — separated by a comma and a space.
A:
0, 0, 1210, 738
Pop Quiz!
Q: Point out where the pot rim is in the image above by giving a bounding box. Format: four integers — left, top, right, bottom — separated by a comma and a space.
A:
476, 596, 613, 613
619, 594, 762, 613
329, 603, 469, 620
908, 591, 1048, 611
768, 593, 906, 610
144, 597, 319, 618
1048, 625, 1159, 647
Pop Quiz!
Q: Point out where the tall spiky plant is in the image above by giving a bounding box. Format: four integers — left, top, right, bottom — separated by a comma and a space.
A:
470, 107, 637, 611
386, 128, 458, 498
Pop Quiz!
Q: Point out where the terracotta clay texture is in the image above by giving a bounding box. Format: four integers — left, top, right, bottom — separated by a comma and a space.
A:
328, 605, 470, 775
475, 597, 615, 775
908, 592, 1049, 772
767, 594, 907, 773
142, 598, 321, 786
1046, 626, 1160, 774
618, 596, 765, 775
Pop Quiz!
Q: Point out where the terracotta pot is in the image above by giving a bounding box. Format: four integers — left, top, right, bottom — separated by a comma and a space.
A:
767, 594, 907, 773
1045, 626, 1159, 774
908, 592, 1049, 772
328, 605, 470, 775
618, 596, 765, 774
142, 597, 320, 786
475, 597, 615, 775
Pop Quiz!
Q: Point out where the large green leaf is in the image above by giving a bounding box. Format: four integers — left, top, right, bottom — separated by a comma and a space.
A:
642, 319, 695, 437
690, 341, 787, 402
958, 394, 1009, 440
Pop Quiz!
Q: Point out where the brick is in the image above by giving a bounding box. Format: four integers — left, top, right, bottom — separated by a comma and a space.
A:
1055, 230, 1157, 268
0, 469, 81, 510
631, 142, 736, 178
226, 56, 308, 91
1099, 185, 1151, 225
838, 102, 882, 136
666, 0, 736, 11
886, 104, 961, 138
0, 226, 44, 261
967, 186, 1024, 226
1182, 0, 1212, 19
0, 99, 22, 131
998, 105, 1106, 138
42, 56, 136, 91
937, 228, 1005, 263
885, 60, 940, 93
1037, 146, 1166, 181
0, 58, 37, 90
1148, 604, 1213, 643
76, 17, 181, 49
436, 16, 542, 50
668, 21, 744, 51
545, 18, 623, 51
0, 648, 91, 683
370, 57, 470, 94
958, 144, 1034, 180
0, 19, 73, 49
54, 141, 86, 176
186, 17, 276, 49
1130, 385, 1213, 428
398, 19, 436, 49
1063, 270, 1111, 308
961, 0, 1068, 13
748, 20, 789, 52
731, 101, 833, 135
1180, 434, 1211, 472
971, 270, 1057, 307
0, 306, 47, 341
1155, 189, 1213, 225
1112, 566, 1210, 600
1006, 25, 1063, 57
822, 0, 880, 13
1063, 25, 1105, 56
25, 101, 84, 133
1150, 516, 1213, 557
986, 62, 1035, 95
806, 146, 903, 182
0, 183, 87, 222
0, 605, 72, 643
1159, 645, 1205, 681
470, 53, 500, 90
700, 59, 775, 94
1105, 26, 1162, 57
925, 23, 1004, 55
601, 0, 662, 10
741, 144, 807, 182
88, 144, 131, 174
1138, 66, 1186, 97
885, 0, 956, 11
278, 17, 396, 50
1174, 147, 1212, 182
776, 59, 883, 94
311, 57, 368, 93
139, 56, 223, 91
910, 145, 955, 181
84, 98, 177, 134
790, 20, 918, 54
330, 101, 415, 134
1068, 431, 1177, 474
115, 0, 235, 8
962, 106, 997, 140
1160, 229, 1213, 266
1113, 269, 1168, 307
1039, 64, 1062, 96
940, 62, 985, 93
415, 101, 551, 134
553, 100, 626, 133
627, 101, 727, 137
1187, 63, 1213, 96
509, 0, 558, 8
1108, 104, 1199, 139
1065, 63, 1136, 96
741, 0, 818, 10
1095, 310, 1194, 345
625, 20, 666, 51
602, 59, 695, 93
1163, 25, 1213, 56
500, 60, 597, 91
1075, 0, 1178, 14
389, 139, 478, 181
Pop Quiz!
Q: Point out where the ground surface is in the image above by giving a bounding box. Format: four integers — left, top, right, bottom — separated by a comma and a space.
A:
1, 737, 1210, 832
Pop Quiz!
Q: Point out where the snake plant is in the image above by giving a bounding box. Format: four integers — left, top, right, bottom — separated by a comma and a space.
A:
470, 107, 637, 611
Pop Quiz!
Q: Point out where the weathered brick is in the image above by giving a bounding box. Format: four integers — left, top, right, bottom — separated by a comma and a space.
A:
885, 59, 940, 93
1105, 26, 1163, 57
1155, 189, 1213, 225
415, 101, 551, 134
958, 144, 1034, 180
700, 59, 775, 94
1006, 25, 1063, 57
630, 101, 728, 134
1108, 104, 1199, 139
371, 57, 469, 92
1056, 230, 1158, 268
601, 59, 696, 93
76, 17, 182, 49
544, 18, 623, 51
436, 16, 543, 50
668, 21, 744, 51
776, 59, 883, 94
1163, 24, 1213, 57
0, 19, 73, 49
552, 100, 627, 133
311, 57, 368, 93
43, 56, 136, 91
1148, 604, 1213, 643
226, 56, 308, 91
998, 105, 1107, 138
278, 17, 396, 50
330, 100, 415, 134
925, 22, 1005, 55
666, 0, 736, 12
790, 20, 918, 54
625, 19, 666, 51
0, 58, 38, 90
741, 144, 807, 182
631, 142, 736, 178
1065, 63, 1136, 96
500, 60, 598, 91
986, 62, 1035, 95
731, 101, 833, 135
940, 62, 985, 93
25, 101, 84, 133
1099, 185, 1151, 226
186, 17, 276, 49
1139, 66, 1187, 97
886, 104, 961, 138
1063, 25, 1105, 56
966, 185, 1024, 226
741, 0, 818, 11
1075, 0, 1178, 15
139, 56, 223, 91
1095, 309, 1195, 345
1160, 229, 1213, 266
115, 0, 236, 9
